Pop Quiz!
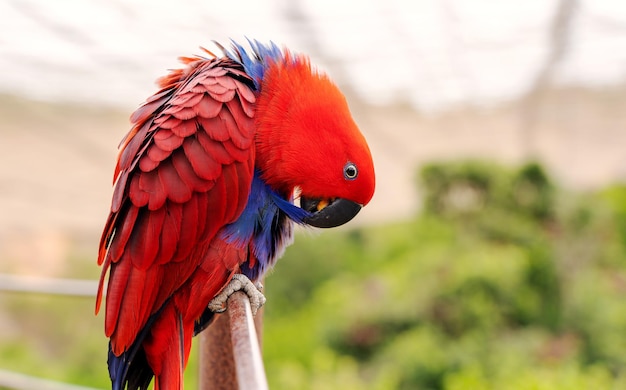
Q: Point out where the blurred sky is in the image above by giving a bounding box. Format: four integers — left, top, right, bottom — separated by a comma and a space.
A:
1, 0, 626, 111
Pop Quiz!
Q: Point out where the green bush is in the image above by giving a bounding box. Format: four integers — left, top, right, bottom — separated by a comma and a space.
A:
262, 160, 626, 389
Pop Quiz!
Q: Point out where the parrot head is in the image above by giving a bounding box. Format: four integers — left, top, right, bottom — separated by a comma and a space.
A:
254, 52, 375, 228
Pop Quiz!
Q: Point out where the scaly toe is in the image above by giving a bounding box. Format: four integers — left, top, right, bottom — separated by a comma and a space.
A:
207, 274, 266, 316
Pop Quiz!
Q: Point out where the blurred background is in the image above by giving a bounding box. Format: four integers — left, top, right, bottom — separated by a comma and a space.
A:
1, 0, 626, 389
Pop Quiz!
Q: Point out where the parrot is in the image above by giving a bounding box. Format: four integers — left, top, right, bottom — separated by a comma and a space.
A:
96, 39, 375, 390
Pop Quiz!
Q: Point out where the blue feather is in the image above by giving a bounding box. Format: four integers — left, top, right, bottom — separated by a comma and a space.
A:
221, 171, 311, 280
225, 39, 288, 88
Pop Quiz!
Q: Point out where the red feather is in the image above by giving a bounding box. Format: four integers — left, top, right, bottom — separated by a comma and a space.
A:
234, 79, 256, 106
170, 91, 203, 107
138, 170, 166, 210
146, 144, 171, 164
138, 154, 159, 172
105, 257, 131, 339
111, 171, 128, 213
225, 100, 255, 149
109, 205, 139, 261
155, 202, 181, 265
171, 106, 196, 120
116, 121, 151, 180
171, 119, 197, 138
153, 130, 184, 152
198, 115, 229, 141
155, 116, 182, 130
194, 95, 223, 118
129, 208, 164, 270
182, 137, 221, 181
171, 149, 215, 192
158, 160, 192, 204
197, 130, 235, 165
129, 174, 149, 208
222, 139, 249, 163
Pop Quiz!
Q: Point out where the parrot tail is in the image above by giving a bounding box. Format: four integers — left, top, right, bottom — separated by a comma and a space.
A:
144, 303, 193, 390
108, 343, 153, 390
108, 301, 169, 390
108, 301, 193, 390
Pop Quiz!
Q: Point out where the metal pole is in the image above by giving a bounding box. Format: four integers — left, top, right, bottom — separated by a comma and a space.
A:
228, 292, 268, 390
0, 274, 97, 297
199, 311, 237, 389
199, 291, 267, 390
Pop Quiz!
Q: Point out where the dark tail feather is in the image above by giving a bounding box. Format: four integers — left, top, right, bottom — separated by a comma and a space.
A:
108, 341, 153, 390
108, 300, 169, 390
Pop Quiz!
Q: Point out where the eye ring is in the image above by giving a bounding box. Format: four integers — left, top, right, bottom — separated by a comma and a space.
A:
343, 162, 358, 180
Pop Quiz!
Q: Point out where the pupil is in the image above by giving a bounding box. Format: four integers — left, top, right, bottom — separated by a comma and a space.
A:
345, 164, 357, 179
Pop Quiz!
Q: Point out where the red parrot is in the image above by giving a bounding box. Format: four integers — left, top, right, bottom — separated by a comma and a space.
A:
96, 40, 375, 389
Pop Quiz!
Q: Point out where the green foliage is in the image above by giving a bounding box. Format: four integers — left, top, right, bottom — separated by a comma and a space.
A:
262, 160, 626, 389
420, 160, 555, 244
0, 294, 111, 388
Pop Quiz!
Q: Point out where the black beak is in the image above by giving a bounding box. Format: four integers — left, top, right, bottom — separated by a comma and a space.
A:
301, 197, 363, 228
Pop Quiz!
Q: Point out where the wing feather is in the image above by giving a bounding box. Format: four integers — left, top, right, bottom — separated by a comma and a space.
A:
216, 75, 237, 89
155, 116, 182, 130
195, 190, 209, 240
97, 55, 257, 352
155, 202, 182, 265
146, 144, 171, 164
171, 119, 197, 138
153, 130, 184, 152
237, 92, 256, 118
182, 137, 221, 181
111, 171, 129, 213
197, 128, 234, 165
225, 100, 255, 149
116, 121, 152, 180
171, 106, 196, 120
170, 91, 204, 107
198, 116, 229, 141
234, 79, 257, 106
129, 208, 164, 270
109, 205, 139, 261
171, 149, 215, 192
105, 257, 132, 337
159, 159, 192, 204
222, 139, 249, 162
171, 195, 199, 263
139, 169, 167, 211
194, 95, 223, 118
129, 174, 149, 208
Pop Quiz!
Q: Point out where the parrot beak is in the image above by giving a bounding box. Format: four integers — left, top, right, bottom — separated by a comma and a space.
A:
300, 197, 362, 228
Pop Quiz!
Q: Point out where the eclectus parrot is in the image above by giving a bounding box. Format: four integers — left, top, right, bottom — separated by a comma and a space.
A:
96, 40, 375, 390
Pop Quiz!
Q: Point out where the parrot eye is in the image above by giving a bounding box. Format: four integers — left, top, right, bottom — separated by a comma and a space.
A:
343, 162, 358, 180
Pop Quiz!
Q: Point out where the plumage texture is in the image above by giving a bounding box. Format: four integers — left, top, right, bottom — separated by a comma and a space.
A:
97, 40, 375, 390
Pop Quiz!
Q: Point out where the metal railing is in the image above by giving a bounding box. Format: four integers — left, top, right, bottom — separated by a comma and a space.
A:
0, 274, 98, 297
200, 292, 268, 390
0, 273, 267, 390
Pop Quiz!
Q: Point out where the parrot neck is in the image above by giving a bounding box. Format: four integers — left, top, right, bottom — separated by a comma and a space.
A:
220, 171, 310, 280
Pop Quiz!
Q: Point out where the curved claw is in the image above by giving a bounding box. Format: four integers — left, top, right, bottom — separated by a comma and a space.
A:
208, 274, 266, 316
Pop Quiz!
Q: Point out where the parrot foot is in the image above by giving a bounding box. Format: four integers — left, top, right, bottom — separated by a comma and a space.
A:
208, 274, 266, 316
